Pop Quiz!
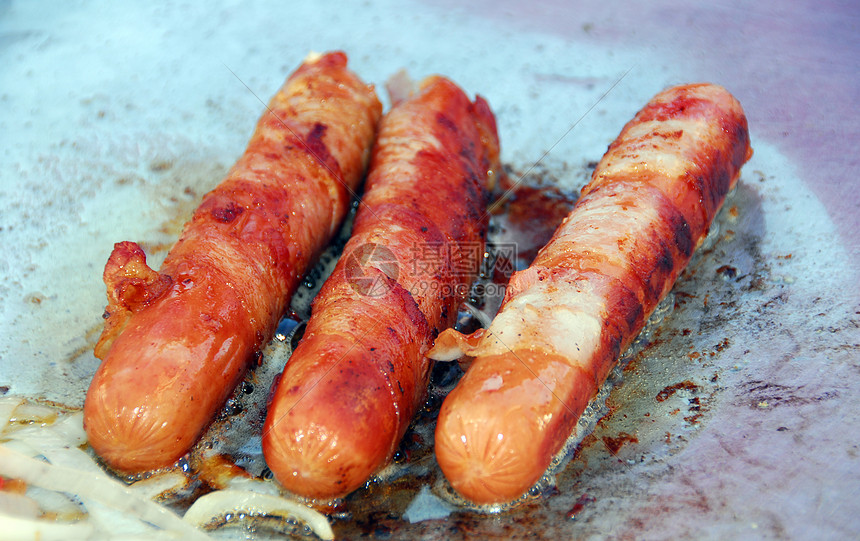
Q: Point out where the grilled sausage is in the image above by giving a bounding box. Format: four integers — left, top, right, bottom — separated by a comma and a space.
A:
429, 83, 752, 505
262, 75, 501, 499
84, 52, 382, 473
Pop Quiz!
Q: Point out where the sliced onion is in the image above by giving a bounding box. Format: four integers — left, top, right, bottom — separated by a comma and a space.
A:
0, 445, 210, 540
21, 487, 85, 521
223, 475, 281, 496
0, 438, 35, 458
42, 411, 87, 447
184, 489, 334, 540
0, 514, 95, 541
129, 472, 190, 501
6, 401, 60, 425
81, 497, 165, 539
36, 447, 103, 477
462, 301, 494, 329
1, 409, 85, 451
0, 491, 40, 519
0, 397, 24, 429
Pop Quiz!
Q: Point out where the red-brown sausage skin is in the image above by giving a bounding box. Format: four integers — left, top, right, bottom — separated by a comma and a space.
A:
262, 76, 501, 500
84, 52, 382, 473
430, 83, 752, 505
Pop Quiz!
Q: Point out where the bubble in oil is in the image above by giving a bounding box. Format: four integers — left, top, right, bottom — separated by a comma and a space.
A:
289, 321, 307, 351
700, 216, 722, 252
223, 399, 242, 416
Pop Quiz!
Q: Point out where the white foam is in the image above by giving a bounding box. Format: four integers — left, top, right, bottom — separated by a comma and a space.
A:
403, 485, 457, 523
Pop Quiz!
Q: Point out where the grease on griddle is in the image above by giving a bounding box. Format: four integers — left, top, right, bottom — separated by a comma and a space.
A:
490, 167, 578, 266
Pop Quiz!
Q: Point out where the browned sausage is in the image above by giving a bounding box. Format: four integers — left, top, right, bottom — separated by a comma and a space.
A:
84, 52, 382, 473
263, 75, 501, 499
430, 83, 752, 505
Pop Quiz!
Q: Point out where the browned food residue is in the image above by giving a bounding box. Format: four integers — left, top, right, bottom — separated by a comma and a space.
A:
716, 264, 738, 279
684, 412, 703, 424
601, 432, 639, 455
195, 453, 253, 490
566, 493, 597, 520
656, 380, 699, 402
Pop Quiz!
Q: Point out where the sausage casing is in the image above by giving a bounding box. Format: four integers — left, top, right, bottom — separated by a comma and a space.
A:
430, 83, 752, 505
84, 52, 382, 473
263, 75, 500, 499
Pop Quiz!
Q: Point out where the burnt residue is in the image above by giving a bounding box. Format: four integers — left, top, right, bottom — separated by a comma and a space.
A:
570, 433, 599, 467
656, 381, 700, 402
601, 432, 639, 455
566, 493, 597, 520
809, 309, 860, 354
211, 202, 245, 223
149, 159, 174, 172
740, 380, 840, 410
715, 264, 738, 279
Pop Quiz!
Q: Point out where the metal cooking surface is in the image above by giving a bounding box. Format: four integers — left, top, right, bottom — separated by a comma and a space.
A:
1, 1, 858, 539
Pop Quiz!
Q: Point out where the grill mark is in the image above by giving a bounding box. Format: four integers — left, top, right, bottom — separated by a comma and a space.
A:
584, 273, 644, 372
671, 212, 693, 258
210, 202, 244, 223
435, 112, 459, 133
635, 92, 711, 123
303, 122, 343, 184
